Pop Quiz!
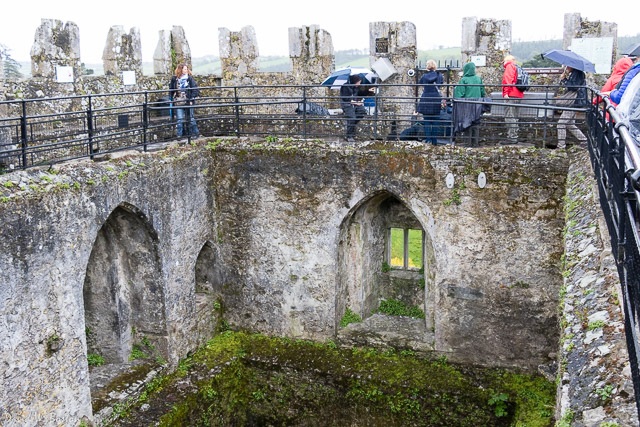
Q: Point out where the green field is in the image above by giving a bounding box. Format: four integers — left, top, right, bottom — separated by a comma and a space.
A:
390, 228, 422, 268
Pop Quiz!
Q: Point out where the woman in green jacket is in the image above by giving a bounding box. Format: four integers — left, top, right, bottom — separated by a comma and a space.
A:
454, 62, 486, 145
454, 62, 485, 98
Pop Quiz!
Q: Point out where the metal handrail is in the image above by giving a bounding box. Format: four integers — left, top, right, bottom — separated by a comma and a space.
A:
587, 93, 640, 417
0, 83, 595, 171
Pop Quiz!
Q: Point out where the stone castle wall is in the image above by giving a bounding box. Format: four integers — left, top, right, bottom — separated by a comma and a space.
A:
0, 141, 568, 425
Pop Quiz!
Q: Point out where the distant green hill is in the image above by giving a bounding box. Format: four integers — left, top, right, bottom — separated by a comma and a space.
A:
192, 55, 221, 75
12, 34, 640, 78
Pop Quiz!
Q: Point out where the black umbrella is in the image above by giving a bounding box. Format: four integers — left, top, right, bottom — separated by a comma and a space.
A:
622, 42, 640, 57
542, 49, 596, 73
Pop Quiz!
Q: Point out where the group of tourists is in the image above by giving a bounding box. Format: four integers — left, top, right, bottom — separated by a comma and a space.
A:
170, 52, 640, 147
400, 52, 639, 148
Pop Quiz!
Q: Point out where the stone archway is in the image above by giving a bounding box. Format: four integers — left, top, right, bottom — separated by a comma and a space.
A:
336, 191, 435, 349
83, 204, 167, 366
193, 241, 224, 346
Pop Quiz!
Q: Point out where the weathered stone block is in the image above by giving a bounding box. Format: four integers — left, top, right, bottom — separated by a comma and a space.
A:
102, 26, 142, 77
153, 30, 171, 75
30, 19, 80, 79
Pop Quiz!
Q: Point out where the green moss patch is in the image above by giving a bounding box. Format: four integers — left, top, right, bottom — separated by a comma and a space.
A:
117, 332, 555, 426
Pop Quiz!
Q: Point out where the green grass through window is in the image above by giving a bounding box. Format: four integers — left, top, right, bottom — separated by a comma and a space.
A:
390, 228, 423, 269
390, 228, 404, 266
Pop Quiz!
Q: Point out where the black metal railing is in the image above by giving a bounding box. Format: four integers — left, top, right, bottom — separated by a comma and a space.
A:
0, 83, 593, 171
587, 95, 640, 415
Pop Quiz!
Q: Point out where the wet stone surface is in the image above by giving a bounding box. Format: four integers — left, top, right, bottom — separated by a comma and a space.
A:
556, 150, 638, 426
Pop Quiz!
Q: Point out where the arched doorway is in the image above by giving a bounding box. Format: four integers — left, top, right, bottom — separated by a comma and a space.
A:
83, 204, 167, 366
193, 241, 224, 345
336, 191, 435, 345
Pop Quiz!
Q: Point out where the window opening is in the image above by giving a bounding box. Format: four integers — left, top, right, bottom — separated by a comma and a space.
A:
390, 228, 405, 267
408, 229, 423, 268
388, 227, 423, 269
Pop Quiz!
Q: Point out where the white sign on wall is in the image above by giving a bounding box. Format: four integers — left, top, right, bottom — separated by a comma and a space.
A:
55, 66, 74, 83
569, 37, 613, 74
122, 70, 137, 86
470, 55, 486, 67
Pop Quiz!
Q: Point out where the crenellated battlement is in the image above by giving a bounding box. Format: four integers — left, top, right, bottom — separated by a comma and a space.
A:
0, 13, 620, 96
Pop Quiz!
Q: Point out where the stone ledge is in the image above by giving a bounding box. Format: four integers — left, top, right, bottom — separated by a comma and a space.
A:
556, 150, 638, 425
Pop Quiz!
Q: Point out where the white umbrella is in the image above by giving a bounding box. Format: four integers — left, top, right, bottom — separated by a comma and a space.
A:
321, 67, 378, 89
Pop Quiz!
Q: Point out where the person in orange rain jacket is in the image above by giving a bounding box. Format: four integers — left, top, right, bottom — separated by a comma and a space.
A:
502, 55, 524, 143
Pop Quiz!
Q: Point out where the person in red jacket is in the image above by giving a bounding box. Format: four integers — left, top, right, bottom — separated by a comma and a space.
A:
596, 57, 634, 107
502, 55, 524, 143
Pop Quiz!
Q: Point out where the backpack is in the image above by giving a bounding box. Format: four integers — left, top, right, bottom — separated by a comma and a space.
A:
615, 67, 634, 90
515, 64, 530, 92
295, 101, 329, 116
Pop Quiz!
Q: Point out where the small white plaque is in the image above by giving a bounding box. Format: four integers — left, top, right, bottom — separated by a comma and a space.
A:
478, 172, 486, 188
446, 173, 455, 189
55, 66, 74, 83
471, 55, 486, 67
122, 70, 137, 86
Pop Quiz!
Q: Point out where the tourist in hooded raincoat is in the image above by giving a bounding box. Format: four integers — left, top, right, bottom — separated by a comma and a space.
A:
454, 62, 485, 99
453, 62, 486, 145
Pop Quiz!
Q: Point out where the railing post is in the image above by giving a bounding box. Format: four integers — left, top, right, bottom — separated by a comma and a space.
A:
20, 100, 27, 169
142, 92, 149, 152
234, 87, 240, 136
87, 95, 94, 159
302, 86, 307, 138
185, 100, 192, 142
373, 88, 378, 139
541, 86, 550, 148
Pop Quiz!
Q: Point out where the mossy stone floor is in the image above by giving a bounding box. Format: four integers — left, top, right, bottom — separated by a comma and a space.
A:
112, 331, 555, 426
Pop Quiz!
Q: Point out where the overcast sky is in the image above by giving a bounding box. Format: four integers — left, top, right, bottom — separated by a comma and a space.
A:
2, 0, 637, 63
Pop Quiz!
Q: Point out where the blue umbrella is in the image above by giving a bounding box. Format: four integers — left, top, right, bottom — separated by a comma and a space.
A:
542, 49, 596, 73
321, 67, 378, 89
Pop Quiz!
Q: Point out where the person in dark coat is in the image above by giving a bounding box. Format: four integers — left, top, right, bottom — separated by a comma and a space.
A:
169, 63, 200, 138
340, 75, 367, 142
416, 60, 444, 144
556, 66, 587, 148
